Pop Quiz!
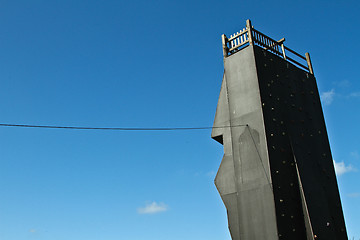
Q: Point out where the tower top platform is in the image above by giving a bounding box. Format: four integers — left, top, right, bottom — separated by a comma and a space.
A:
221, 19, 314, 74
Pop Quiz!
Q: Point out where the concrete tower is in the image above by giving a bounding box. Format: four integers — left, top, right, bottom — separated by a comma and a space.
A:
212, 20, 348, 240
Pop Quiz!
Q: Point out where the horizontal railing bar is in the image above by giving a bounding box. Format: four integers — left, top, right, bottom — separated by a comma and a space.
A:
228, 40, 250, 51
284, 46, 306, 60
286, 56, 309, 70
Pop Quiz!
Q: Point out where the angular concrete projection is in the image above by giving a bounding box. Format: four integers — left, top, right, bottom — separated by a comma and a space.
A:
212, 20, 348, 240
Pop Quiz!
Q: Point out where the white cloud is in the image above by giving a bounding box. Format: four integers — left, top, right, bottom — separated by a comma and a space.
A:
333, 160, 356, 176
336, 80, 351, 88
321, 89, 335, 105
206, 170, 216, 177
350, 151, 359, 159
137, 202, 168, 214
349, 92, 360, 98
347, 192, 360, 198
194, 170, 216, 178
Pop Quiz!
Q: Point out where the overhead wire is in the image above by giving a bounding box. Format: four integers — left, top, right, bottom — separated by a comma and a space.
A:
0, 123, 248, 131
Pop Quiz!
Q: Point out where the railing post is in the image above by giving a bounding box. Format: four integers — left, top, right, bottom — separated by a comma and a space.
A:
278, 38, 286, 60
281, 44, 286, 59
246, 19, 253, 45
222, 34, 229, 58
305, 52, 314, 74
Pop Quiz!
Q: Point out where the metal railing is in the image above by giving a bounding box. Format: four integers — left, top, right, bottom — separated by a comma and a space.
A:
222, 20, 314, 74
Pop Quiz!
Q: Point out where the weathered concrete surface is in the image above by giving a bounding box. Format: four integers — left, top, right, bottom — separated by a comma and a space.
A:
212, 45, 348, 240
212, 45, 278, 240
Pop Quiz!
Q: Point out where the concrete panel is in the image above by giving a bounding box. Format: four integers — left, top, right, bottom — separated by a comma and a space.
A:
224, 47, 278, 240
212, 73, 230, 145
215, 155, 236, 196
213, 46, 278, 240
222, 193, 241, 240
237, 184, 278, 239
253, 46, 348, 240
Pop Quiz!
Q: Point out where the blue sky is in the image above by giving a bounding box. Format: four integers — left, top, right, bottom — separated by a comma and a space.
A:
0, 0, 359, 239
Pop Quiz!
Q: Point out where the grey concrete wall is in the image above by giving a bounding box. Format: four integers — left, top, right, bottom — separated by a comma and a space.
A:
212, 46, 278, 240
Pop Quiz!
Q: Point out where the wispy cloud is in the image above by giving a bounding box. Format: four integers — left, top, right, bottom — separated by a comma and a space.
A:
347, 192, 360, 198
29, 229, 37, 233
194, 170, 216, 178
137, 202, 168, 214
349, 92, 360, 98
335, 80, 351, 88
321, 89, 335, 105
206, 170, 216, 177
177, 169, 216, 178
350, 151, 359, 159
333, 160, 356, 176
